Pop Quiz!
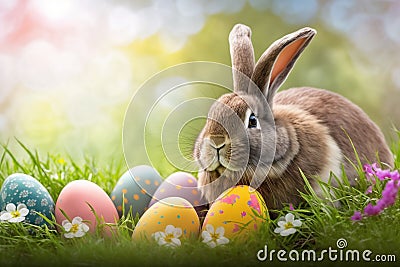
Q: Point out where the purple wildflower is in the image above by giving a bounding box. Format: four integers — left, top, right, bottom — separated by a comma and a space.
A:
289, 203, 294, 211
375, 169, 391, 181
363, 164, 375, 178
352, 164, 400, 221
365, 185, 373, 195
363, 203, 381, 216
363, 163, 391, 181
390, 171, 400, 181
351, 211, 362, 221
380, 180, 400, 206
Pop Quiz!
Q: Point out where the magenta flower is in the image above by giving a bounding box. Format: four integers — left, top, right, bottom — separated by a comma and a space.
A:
363, 203, 381, 216
365, 185, 373, 195
364, 163, 396, 181
380, 180, 399, 206
375, 169, 391, 181
289, 203, 294, 211
350, 211, 362, 221
390, 171, 400, 181
352, 164, 400, 221
363, 164, 375, 179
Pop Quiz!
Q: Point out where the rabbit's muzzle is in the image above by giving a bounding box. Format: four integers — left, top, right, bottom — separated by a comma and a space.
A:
198, 134, 235, 174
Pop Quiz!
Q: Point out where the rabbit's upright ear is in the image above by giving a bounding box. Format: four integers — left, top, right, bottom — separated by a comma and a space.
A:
251, 27, 316, 105
229, 24, 255, 94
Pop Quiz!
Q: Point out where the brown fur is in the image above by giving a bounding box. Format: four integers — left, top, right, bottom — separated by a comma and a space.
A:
274, 87, 394, 177
229, 24, 255, 93
241, 103, 336, 210
252, 27, 316, 105
195, 24, 394, 212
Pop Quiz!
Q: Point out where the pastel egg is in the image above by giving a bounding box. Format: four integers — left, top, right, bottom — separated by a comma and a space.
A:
110, 165, 162, 218
202, 185, 268, 240
0, 173, 55, 226
132, 197, 200, 241
149, 172, 208, 218
55, 180, 119, 235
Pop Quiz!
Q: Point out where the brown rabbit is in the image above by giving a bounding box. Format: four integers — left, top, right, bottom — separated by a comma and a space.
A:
194, 24, 393, 211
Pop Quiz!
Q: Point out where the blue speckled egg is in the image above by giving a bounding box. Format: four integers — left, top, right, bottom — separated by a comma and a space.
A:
0, 173, 55, 226
110, 165, 163, 218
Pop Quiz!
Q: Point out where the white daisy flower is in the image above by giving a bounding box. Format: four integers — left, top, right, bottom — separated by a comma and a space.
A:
0, 203, 29, 223
62, 217, 90, 238
0, 211, 6, 222
201, 224, 229, 248
152, 225, 182, 247
274, 213, 302, 236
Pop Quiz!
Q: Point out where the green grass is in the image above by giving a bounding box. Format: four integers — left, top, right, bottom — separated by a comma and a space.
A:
1, 138, 400, 267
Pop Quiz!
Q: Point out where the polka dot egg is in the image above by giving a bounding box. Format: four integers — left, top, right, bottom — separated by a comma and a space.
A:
202, 185, 268, 240
0, 173, 55, 226
132, 197, 200, 241
110, 165, 163, 217
149, 172, 208, 218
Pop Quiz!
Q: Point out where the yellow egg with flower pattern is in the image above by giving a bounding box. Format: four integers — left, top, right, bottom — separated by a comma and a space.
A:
201, 185, 268, 240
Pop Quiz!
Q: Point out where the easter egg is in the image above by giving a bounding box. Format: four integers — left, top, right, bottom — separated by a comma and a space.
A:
55, 180, 119, 235
110, 165, 162, 218
148, 172, 208, 218
202, 185, 267, 240
132, 197, 200, 241
0, 173, 55, 226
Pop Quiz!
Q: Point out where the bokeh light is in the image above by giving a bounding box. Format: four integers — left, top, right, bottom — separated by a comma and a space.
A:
0, 0, 398, 163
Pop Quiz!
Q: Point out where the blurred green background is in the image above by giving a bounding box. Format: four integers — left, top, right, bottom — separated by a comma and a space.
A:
0, 0, 399, 165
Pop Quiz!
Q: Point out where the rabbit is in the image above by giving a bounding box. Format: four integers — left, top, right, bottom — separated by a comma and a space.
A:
193, 24, 393, 211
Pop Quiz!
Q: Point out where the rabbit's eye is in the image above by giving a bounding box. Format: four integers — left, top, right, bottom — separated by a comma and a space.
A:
248, 113, 258, 128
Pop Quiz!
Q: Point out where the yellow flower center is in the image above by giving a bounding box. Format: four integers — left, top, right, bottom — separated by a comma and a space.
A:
164, 233, 174, 243
11, 211, 20, 218
284, 222, 294, 230
211, 232, 220, 241
70, 224, 79, 233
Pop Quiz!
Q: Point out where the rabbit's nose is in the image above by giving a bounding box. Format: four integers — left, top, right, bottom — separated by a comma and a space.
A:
209, 135, 226, 149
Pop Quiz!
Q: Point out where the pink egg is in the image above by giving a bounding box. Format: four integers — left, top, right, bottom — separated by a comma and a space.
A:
55, 180, 119, 236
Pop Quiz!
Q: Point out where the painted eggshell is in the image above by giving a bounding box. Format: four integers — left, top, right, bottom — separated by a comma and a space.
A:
132, 197, 200, 241
0, 173, 55, 226
149, 172, 208, 218
202, 185, 267, 239
55, 180, 119, 235
110, 165, 162, 218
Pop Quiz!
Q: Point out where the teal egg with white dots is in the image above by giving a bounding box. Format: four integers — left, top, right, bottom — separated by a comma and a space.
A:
110, 165, 163, 218
0, 173, 55, 226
